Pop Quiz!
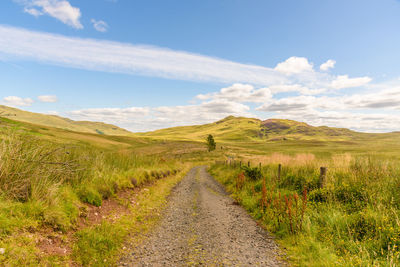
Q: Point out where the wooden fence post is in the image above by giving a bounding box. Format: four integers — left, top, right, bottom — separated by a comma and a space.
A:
259, 162, 261, 170
278, 163, 281, 181
319, 167, 327, 188
239, 161, 242, 168
248, 161, 250, 167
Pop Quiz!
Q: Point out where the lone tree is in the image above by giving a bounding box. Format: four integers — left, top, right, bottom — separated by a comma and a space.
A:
206, 134, 216, 152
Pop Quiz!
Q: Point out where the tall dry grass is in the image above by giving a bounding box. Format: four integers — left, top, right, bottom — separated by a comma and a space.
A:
0, 132, 79, 202
210, 152, 400, 266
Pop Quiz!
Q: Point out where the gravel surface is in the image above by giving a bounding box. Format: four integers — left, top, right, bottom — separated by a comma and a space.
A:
119, 166, 287, 266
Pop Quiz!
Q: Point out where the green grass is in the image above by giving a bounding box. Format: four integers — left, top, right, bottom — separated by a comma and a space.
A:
0, 118, 195, 265
0, 105, 131, 135
73, 168, 188, 266
209, 152, 400, 266
135, 115, 385, 143
3, 112, 400, 266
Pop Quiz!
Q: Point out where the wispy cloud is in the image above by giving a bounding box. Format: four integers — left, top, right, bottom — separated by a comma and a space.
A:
0, 25, 288, 86
15, 0, 83, 29
91, 19, 108, 32
3, 96, 34, 107
38, 95, 58, 103
0, 25, 373, 92
68, 107, 150, 123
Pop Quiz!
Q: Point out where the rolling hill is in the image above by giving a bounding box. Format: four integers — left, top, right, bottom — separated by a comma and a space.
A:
0, 105, 131, 136
137, 116, 364, 142
1, 105, 390, 144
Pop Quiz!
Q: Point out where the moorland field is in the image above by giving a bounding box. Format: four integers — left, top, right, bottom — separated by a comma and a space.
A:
1, 107, 400, 266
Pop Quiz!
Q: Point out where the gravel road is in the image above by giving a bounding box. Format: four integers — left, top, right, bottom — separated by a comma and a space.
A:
119, 166, 286, 266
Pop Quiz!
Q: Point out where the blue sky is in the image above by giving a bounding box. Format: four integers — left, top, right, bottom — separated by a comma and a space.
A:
1, 0, 400, 132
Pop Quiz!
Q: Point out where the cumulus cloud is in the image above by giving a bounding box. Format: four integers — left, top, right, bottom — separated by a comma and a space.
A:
274, 57, 314, 75
256, 96, 316, 112
38, 95, 58, 103
58, 78, 400, 133
344, 88, 400, 109
3, 96, 34, 107
272, 109, 400, 133
196, 83, 272, 103
91, 19, 108, 32
68, 107, 150, 123
15, 0, 83, 29
67, 99, 252, 132
331, 75, 372, 89
320, 59, 336, 71
268, 84, 325, 95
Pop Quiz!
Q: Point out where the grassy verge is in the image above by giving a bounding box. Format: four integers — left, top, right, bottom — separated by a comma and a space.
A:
0, 122, 189, 265
209, 153, 400, 266
73, 165, 190, 266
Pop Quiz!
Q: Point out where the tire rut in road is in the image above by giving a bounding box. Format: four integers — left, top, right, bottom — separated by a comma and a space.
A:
119, 166, 286, 266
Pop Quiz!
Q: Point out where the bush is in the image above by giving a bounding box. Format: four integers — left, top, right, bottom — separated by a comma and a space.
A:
279, 174, 318, 193
309, 188, 330, 203
334, 184, 366, 212
242, 166, 262, 181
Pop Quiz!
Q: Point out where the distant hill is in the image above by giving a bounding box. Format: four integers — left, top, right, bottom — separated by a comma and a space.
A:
0, 105, 131, 136
260, 119, 356, 140
137, 116, 363, 142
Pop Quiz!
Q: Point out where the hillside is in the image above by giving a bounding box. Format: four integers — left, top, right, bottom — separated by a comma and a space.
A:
137, 116, 261, 141
137, 116, 363, 142
0, 105, 131, 136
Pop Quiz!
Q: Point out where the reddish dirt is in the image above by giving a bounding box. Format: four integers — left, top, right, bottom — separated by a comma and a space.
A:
36, 187, 141, 259
36, 177, 167, 260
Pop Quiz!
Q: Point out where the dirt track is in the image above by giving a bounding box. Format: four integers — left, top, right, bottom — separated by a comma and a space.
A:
119, 166, 286, 266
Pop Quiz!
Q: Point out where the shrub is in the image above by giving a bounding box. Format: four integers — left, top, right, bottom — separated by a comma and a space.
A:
309, 188, 330, 203
242, 166, 262, 181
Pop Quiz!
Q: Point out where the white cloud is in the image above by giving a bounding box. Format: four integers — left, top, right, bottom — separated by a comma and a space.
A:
59, 79, 400, 133
38, 95, 58, 102
320, 59, 336, 71
344, 87, 400, 109
45, 110, 59, 115
196, 83, 272, 103
68, 107, 150, 124
268, 84, 325, 95
3, 96, 34, 107
91, 19, 108, 32
0, 25, 379, 92
15, 0, 83, 29
274, 57, 314, 75
256, 95, 316, 112
331, 75, 372, 89
272, 109, 400, 133
67, 99, 252, 132
0, 25, 286, 86
24, 7, 43, 16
